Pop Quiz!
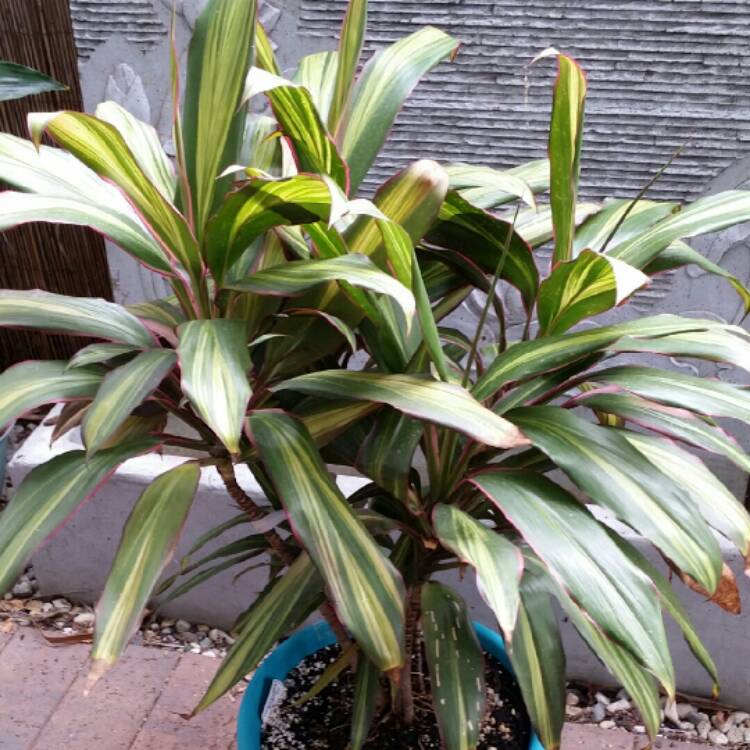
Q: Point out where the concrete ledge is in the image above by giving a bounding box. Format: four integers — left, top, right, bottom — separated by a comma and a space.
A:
8, 418, 750, 708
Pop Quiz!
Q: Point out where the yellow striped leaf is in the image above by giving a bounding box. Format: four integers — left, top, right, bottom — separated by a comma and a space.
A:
446, 163, 537, 210
0, 360, 102, 429
254, 20, 280, 75
421, 582, 485, 750
472, 470, 675, 694
96, 101, 176, 202
195, 553, 323, 712
177, 320, 251, 454
83, 349, 176, 455
182, 0, 257, 235
328, 0, 367, 132
0, 289, 153, 346
339, 26, 459, 192
296, 51, 339, 125
350, 655, 380, 750
91, 463, 200, 673
0, 441, 157, 595
29, 112, 201, 278
249, 410, 406, 670
274, 370, 527, 449
0, 61, 66, 102
538, 49, 587, 264
67, 343, 138, 370
0, 134, 170, 273
537, 249, 648, 335
433, 504, 522, 640
509, 406, 722, 593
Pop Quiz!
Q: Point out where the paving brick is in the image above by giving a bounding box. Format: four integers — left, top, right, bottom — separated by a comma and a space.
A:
130, 653, 239, 750
562, 723, 635, 749
0, 629, 14, 655
0, 630, 89, 750
32, 644, 179, 750
634, 736, 704, 750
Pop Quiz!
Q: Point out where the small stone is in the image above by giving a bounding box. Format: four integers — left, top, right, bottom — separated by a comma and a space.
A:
730, 711, 750, 726
726, 726, 744, 743
53, 620, 65, 630
697, 720, 711, 740
708, 729, 729, 745
160, 627, 173, 635
11, 579, 33, 598
178, 631, 199, 643
606, 698, 631, 714
208, 628, 229, 644
590, 703, 607, 723
198, 637, 213, 649
189, 644, 201, 654
565, 691, 580, 706
73, 612, 95, 627
743, 728, 750, 743
599, 720, 616, 730
16, 617, 31, 627
3, 592, 12, 600
565, 705, 584, 718
52, 598, 71, 611
203, 649, 217, 658
148, 622, 160, 631
678, 721, 695, 731
675, 702, 696, 720
196, 624, 211, 633
594, 691, 611, 706
615, 689, 629, 701
633, 725, 646, 734
175, 619, 192, 634
713, 711, 728, 729
41, 602, 53, 613
160, 618, 175, 628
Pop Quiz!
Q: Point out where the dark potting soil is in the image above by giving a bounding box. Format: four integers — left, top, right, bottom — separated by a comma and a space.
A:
261, 641, 531, 749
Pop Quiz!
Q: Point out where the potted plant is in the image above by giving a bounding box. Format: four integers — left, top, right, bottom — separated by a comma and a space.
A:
1, 1, 750, 749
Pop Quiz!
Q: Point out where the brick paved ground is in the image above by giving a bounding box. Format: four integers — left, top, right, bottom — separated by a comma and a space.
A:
0, 628, 706, 749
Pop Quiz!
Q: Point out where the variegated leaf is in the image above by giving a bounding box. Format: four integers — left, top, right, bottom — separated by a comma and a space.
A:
83, 350, 176, 455
472, 469, 675, 693
0, 361, 102, 429
0, 289, 153, 346
68, 343, 139, 370
509, 406, 722, 593
0, 61, 66, 102
91, 463, 200, 673
29, 112, 200, 277
339, 26, 459, 192
433, 504, 522, 640
249, 410, 406, 671
275, 370, 528, 448
295, 51, 339, 126
177, 320, 251, 454
254, 21, 280, 74
0, 441, 157, 595
350, 655, 380, 750
421, 582, 485, 750
182, 0, 257, 234
445, 163, 537, 210
328, 0, 367, 132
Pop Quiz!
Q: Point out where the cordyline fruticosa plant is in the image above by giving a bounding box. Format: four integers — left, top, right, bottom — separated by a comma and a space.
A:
3, 2, 750, 749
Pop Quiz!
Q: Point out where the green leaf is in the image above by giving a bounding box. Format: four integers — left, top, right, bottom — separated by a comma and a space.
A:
296, 51, 339, 126
205, 173, 334, 283
249, 411, 406, 670
445, 163, 537, 210
508, 584, 565, 750
573, 199, 677, 255
254, 21, 280, 75
0, 441, 156, 595
537, 250, 648, 335
513, 202, 600, 249
339, 27, 459, 192
227, 254, 415, 324
421, 582, 485, 750
30, 112, 200, 278
541, 50, 587, 264
645, 239, 750, 314
624, 431, 750, 558
425, 190, 538, 312
0, 289, 154, 346
0, 61, 66, 102
592, 365, 750, 423
329, 0, 367, 132
0, 361, 102, 429
68, 343, 139, 369
607, 190, 750, 269
508, 406, 722, 592
577, 392, 750, 475
350, 655, 380, 750
242, 67, 348, 189
611, 534, 720, 695
182, 0, 257, 234
82, 350, 176, 455
433, 504, 522, 640
472, 470, 675, 694
91, 463, 199, 672
472, 314, 735, 401
0, 134, 171, 273
195, 553, 323, 712
96, 101, 176, 202
275, 370, 528, 448
413, 249, 451, 381
177, 320, 251, 454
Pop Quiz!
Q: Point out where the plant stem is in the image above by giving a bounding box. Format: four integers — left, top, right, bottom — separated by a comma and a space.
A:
395, 586, 420, 725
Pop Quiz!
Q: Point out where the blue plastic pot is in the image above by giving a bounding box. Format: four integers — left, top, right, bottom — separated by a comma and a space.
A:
0, 422, 12, 494
238, 620, 544, 750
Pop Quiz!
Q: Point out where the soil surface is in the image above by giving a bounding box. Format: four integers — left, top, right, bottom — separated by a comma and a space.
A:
261, 641, 531, 749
